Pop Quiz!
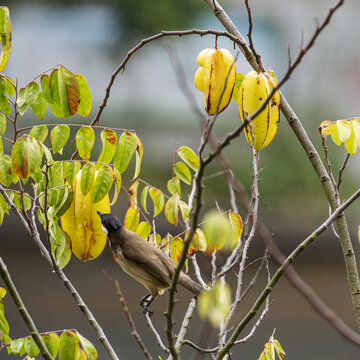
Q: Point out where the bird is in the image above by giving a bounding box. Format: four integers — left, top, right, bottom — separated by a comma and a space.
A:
97, 211, 204, 315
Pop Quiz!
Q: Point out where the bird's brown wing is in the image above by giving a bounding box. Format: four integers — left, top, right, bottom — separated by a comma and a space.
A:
120, 229, 175, 287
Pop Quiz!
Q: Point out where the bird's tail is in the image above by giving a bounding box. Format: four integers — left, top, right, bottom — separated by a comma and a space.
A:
178, 272, 204, 296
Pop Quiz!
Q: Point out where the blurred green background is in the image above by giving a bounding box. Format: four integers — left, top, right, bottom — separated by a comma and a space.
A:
1, 0, 360, 359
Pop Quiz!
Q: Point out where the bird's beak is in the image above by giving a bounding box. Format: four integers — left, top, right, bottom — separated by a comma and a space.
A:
96, 211, 103, 217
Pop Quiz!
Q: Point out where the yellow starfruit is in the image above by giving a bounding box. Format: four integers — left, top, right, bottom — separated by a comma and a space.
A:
320, 118, 360, 155
194, 48, 236, 115
61, 169, 110, 261
238, 70, 280, 150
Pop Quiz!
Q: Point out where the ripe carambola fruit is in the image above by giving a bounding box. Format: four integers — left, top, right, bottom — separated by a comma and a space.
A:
238, 70, 280, 150
61, 169, 110, 261
194, 48, 236, 115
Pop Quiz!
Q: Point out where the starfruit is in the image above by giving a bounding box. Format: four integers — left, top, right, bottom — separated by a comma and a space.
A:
320, 118, 360, 155
194, 48, 236, 115
61, 168, 110, 261
238, 70, 280, 150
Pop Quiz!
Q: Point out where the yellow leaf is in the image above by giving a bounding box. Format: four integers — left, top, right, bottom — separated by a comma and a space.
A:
136, 221, 151, 239
229, 211, 243, 247
352, 118, 360, 148
124, 207, 139, 232
336, 120, 352, 143
128, 180, 139, 209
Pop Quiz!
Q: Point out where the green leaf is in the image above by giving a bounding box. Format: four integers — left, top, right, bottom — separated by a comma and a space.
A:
124, 207, 139, 231
202, 210, 232, 252
50, 67, 81, 118
136, 221, 152, 239
167, 176, 181, 196
0, 75, 6, 95
41, 74, 53, 104
59, 331, 79, 360
178, 199, 190, 222
133, 133, 143, 180
0, 7, 11, 73
169, 236, 184, 263
29, 125, 48, 142
11, 135, 43, 179
41, 143, 54, 164
31, 92, 47, 119
232, 73, 245, 104
174, 162, 192, 185
76, 126, 95, 161
80, 162, 95, 195
54, 186, 73, 219
64, 161, 81, 185
177, 146, 199, 171
54, 226, 72, 269
5, 77, 15, 98
165, 193, 180, 226
141, 185, 149, 213
0, 310, 9, 336
51, 125, 70, 154
10, 338, 25, 355
47, 161, 64, 207
13, 192, 32, 211
24, 337, 40, 358
42, 333, 60, 359
0, 94, 10, 115
198, 280, 231, 327
17, 88, 29, 116
75, 331, 97, 360
75, 74, 92, 117
0, 113, 6, 136
91, 165, 113, 203
97, 129, 117, 167
110, 169, 121, 206
113, 131, 137, 174
24, 81, 39, 106
149, 187, 164, 217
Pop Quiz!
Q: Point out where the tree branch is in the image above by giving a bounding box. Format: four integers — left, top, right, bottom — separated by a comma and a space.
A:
0, 184, 120, 360
204, 0, 360, 331
215, 187, 360, 359
0, 257, 53, 360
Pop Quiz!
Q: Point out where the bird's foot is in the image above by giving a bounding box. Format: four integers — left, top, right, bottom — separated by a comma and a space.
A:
139, 294, 154, 316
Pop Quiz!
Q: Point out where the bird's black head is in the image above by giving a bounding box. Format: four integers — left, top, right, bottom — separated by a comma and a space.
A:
97, 212, 122, 233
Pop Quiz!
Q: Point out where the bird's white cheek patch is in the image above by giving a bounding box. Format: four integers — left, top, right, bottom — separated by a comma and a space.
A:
101, 224, 108, 236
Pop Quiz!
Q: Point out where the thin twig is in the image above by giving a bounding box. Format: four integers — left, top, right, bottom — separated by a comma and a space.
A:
0, 184, 120, 360
337, 153, 350, 192
216, 187, 360, 359
114, 280, 153, 360
169, 30, 360, 346
145, 312, 169, 354
0, 257, 53, 360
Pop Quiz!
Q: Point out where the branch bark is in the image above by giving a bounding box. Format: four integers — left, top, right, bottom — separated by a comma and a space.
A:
203, 0, 360, 331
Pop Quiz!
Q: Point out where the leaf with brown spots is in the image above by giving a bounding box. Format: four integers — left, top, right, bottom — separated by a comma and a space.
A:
11, 135, 43, 179
96, 129, 117, 168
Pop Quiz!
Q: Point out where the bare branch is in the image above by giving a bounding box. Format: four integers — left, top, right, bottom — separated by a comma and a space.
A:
216, 187, 360, 358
